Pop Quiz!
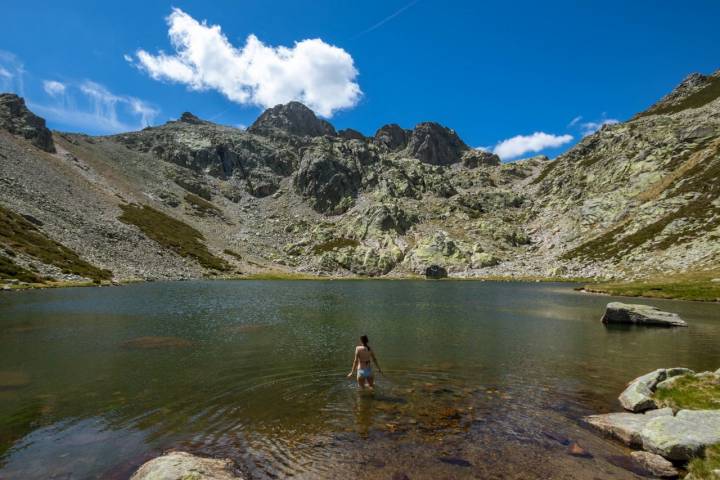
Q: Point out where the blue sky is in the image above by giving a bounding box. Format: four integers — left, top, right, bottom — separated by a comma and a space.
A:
2, 1, 720, 160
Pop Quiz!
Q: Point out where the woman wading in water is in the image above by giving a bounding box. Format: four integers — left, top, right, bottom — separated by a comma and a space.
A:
347, 335, 383, 389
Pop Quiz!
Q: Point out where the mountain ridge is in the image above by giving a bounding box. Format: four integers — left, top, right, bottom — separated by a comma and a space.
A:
0, 68, 719, 285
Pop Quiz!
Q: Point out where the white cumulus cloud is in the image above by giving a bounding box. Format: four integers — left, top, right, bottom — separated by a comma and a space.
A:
43, 80, 66, 97
129, 8, 362, 117
493, 132, 574, 160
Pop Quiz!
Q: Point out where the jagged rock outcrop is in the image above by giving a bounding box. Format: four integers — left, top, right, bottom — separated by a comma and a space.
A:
178, 111, 206, 125
405, 122, 468, 165
461, 149, 501, 168
293, 139, 379, 214
636, 70, 720, 118
0, 93, 55, 152
338, 128, 365, 141
248, 101, 336, 137
373, 124, 410, 150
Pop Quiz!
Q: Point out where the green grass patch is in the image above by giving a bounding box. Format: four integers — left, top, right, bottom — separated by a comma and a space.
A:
654, 373, 720, 410
0, 253, 43, 283
687, 444, 720, 480
185, 193, 222, 217
0, 205, 111, 282
118, 204, 229, 271
637, 75, 720, 118
583, 270, 720, 302
312, 238, 360, 254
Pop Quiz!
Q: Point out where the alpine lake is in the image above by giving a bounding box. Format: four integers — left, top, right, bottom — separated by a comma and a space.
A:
1, 280, 719, 479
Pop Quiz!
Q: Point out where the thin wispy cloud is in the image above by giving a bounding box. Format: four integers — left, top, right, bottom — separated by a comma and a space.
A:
580, 116, 619, 136
32, 79, 158, 134
0, 50, 25, 95
352, 0, 421, 39
493, 132, 573, 160
128, 8, 361, 117
568, 115, 583, 127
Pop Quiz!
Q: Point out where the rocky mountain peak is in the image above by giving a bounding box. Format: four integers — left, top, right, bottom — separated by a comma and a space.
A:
635, 69, 720, 118
248, 101, 337, 137
405, 122, 469, 166
373, 124, 410, 150
178, 112, 204, 124
0, 93, 55, 152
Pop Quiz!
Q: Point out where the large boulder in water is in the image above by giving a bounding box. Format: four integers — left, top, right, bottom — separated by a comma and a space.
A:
601, 302, 688, 327
640, 410, 720, 461
130, 451, 244, 479
0, 93, 55, 152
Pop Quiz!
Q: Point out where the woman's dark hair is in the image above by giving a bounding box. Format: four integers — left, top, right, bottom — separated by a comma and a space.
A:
360, 335, 370, 350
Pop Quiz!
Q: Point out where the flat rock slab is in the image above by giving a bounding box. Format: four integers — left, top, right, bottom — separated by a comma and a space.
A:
601, 302, 687, 327
630, 451, 678, 478
641, 410, 720, 461
130, 452, 243, 480
584, 408, 674, 447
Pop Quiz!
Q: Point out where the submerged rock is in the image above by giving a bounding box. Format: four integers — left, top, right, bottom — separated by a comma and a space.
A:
584, 408, 674, 447
0, 370, 31, 389
567, 442, 592, 458
601, 302, 688, 327
130, 451, 243, 480
630, 451, 678, 478
640, 410, 720, 461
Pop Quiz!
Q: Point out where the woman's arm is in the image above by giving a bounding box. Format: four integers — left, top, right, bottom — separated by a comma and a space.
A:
371, 351, 382, 374
347, 349, 358, 377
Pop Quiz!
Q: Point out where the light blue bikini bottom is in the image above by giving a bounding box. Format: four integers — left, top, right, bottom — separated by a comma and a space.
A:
357, 367, 372, 379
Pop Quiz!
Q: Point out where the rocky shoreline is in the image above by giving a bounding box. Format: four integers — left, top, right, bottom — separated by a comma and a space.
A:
585, 368, 720, 478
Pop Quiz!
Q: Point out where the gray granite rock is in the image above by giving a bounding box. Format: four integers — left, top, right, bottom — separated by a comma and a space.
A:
630, 451, 678, 478
584, 408, 674, 447
601, 302, 688, 327
619, 368, 693, 412
641, 410, 720, 461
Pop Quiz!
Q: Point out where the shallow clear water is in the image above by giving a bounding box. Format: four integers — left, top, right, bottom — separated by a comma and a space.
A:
0, 280, 719, 479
